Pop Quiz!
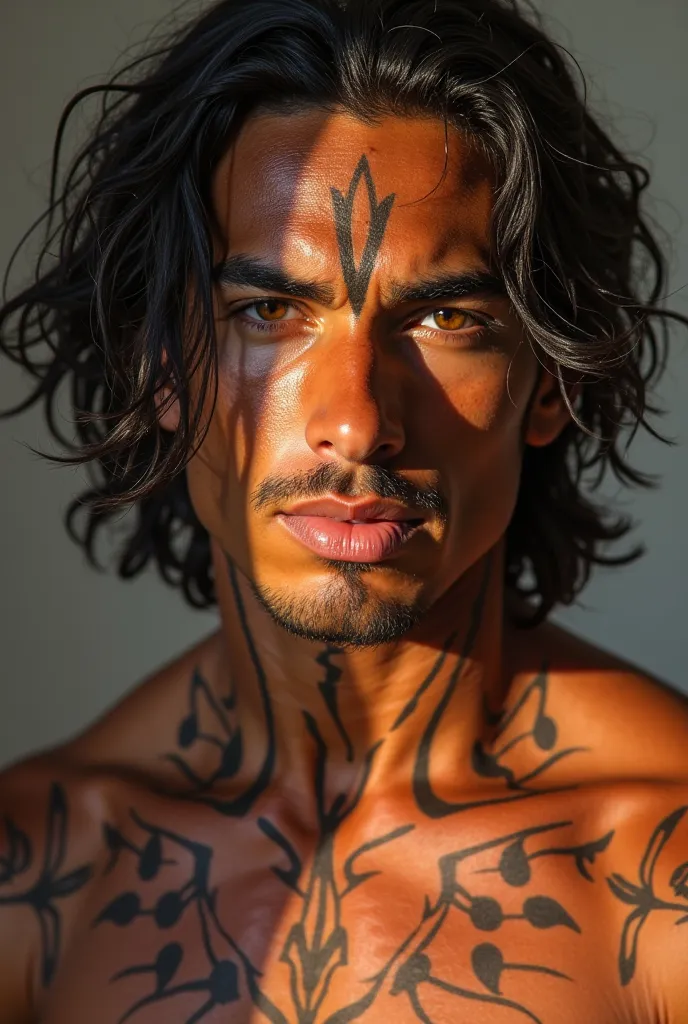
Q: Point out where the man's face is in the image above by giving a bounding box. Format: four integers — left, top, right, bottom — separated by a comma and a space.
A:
174, 110, 554, 646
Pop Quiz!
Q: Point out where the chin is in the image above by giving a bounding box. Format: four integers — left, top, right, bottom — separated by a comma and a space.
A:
249, 562, 428, 648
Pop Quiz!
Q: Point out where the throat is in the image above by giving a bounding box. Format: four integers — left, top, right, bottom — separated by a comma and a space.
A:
172, 546, 509, 827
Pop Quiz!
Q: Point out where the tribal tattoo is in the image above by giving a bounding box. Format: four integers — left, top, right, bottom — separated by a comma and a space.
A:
0, 783, 93, 987
357, 821, 613, 1024
607, 804, 688, 985
331, 155, 396, 317
96, 561, 613, 1023
164, 560, 276, 819
468, 665, 589, 798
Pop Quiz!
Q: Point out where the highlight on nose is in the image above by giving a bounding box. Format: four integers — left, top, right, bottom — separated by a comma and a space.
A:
306, 401, 405, 465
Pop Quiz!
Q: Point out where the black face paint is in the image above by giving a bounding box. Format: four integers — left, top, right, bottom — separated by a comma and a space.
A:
330, 155, 396, 317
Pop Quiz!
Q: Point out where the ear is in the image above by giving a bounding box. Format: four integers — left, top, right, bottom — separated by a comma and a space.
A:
524, 367, 580, 448
154, 375, 181, 433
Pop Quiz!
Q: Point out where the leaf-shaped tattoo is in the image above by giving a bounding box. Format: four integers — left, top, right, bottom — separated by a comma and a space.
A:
331, 155, 396, 317
0, 783, 93, 987
607, 805, 688, 986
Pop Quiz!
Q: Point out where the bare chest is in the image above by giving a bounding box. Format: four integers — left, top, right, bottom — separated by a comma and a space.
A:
38, 796, 631, 1024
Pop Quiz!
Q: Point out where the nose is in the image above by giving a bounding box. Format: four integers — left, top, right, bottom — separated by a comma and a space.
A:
303, 325, 405, 465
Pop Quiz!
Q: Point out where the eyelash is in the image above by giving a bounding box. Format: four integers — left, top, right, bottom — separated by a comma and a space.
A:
229, 300, 499, 338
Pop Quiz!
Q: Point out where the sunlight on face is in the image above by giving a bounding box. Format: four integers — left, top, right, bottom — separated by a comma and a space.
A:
182, 110, 537, 646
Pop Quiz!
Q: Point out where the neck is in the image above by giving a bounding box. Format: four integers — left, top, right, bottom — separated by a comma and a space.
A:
201, 542, 510, 826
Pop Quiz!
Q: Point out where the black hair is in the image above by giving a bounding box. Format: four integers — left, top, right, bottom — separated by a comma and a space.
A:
1, 0, 685, 622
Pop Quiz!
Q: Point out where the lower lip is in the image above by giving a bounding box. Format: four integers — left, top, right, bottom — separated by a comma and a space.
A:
277, 515, 420, 563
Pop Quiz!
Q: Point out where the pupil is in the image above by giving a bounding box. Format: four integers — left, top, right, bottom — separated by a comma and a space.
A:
437, 309, 461, 328
260, 300, 284, 320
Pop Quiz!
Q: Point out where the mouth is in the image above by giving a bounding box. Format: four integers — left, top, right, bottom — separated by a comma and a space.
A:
276, 497, 426, 563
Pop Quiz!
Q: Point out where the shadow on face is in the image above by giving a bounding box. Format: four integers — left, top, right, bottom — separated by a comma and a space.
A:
160, 108, 569, 648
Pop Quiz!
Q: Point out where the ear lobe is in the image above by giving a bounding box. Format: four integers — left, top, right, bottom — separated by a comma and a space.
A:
153, 347, 181, 432
154, 382, 181, 432
524, 370, 579, 449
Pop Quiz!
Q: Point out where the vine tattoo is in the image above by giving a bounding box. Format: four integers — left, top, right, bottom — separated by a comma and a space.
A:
331, 154, 396, 317
382, 821, 612, 1024
96, 813, 273, 1023
607, 805, 688, 985
96, 560, 608, 1023
469, 666, 589, 798
0, 783, 93, 986
164, 559, 277, 819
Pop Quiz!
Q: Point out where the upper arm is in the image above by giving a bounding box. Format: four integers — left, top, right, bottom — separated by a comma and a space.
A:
0, 764, 97, 1023
604, 789, 688, 1024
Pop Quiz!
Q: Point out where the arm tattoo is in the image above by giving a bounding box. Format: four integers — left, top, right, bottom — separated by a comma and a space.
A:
0, 783, 93, 986
607, 805, 688, 985
331, 155, 396, 317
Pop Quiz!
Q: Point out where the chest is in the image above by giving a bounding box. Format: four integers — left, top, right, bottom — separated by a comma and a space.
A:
37, 797, 635, 1024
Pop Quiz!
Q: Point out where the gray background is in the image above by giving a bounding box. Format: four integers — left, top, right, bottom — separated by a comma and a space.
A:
0, 0, 686, 769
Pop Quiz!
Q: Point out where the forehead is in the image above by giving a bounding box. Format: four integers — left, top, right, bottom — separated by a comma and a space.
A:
212, 109, 495, 277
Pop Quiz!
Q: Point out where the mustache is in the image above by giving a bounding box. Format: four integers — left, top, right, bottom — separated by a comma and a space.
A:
251, 463, 448, 520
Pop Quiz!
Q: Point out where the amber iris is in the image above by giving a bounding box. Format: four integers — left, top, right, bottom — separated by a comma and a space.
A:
433, 308, 471, 331
254, 299, 290, 321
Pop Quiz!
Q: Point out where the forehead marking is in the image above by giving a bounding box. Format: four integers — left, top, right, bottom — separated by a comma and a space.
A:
330, 155, 396, 317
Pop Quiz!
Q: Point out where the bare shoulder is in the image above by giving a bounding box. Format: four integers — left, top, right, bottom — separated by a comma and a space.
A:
0, 631, 221, 1021
64, 628, 224, 780
592, 779, 688, 1015
505, 619, 688, 785
0, 752, 106, 1022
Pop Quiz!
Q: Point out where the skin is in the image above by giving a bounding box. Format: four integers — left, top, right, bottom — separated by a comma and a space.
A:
1, 110, 688, 1024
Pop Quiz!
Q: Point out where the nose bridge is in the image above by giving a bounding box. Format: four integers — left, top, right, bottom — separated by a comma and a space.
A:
303, 320, 405, 464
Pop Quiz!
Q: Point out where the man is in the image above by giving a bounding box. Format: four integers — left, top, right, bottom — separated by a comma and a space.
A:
0, 0, 687, 1020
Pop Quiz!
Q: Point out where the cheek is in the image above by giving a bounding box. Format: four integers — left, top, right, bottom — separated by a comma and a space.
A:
420, 349, 529, 442
422, 353, 531, 540
183, 340, 307, 549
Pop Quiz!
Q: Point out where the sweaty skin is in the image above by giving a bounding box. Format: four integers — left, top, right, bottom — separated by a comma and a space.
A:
1, 111, 688, 1024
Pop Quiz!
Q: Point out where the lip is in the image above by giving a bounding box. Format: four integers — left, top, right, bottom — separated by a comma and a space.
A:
283, 497, 424, 523
277, 496, 425, 563
277, 515, 422, 562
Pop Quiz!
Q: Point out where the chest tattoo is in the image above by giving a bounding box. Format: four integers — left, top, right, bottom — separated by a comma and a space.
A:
91, 559, 616, 1024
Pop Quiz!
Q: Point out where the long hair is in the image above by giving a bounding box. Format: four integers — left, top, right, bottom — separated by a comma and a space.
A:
1, 0, 684, 622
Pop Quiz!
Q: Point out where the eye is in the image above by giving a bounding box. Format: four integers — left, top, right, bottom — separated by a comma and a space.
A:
242, 299, 298, 323
420, 308, 483, 332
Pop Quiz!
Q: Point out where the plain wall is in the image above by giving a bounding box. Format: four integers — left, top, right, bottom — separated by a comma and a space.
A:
0, 0, 686, 770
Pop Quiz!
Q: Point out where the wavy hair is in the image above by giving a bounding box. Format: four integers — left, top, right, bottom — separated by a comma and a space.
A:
1, 0, 684, 622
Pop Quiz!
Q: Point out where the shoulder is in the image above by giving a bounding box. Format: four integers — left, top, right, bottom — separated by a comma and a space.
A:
0, 634, 222, 1021
503, 624, 688, 1016
593, 781, 688, 1018
505, 619, 688, 786
0, 628, 223, 1022
0, 751, 108, 1021
65, 628, 223, 779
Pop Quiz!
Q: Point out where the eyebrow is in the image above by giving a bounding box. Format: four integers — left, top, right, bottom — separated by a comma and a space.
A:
213, 254, 337, 306
212, 256, 506, 310
386, 270, 506, 306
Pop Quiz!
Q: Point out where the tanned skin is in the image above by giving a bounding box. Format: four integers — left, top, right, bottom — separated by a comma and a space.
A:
1, 111, 688, 1024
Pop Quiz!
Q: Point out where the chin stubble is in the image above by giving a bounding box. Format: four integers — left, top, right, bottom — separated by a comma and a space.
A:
248, 561, 426, 648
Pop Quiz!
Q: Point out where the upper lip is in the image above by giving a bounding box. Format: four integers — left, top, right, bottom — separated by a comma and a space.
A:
280, 497, 425, 522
